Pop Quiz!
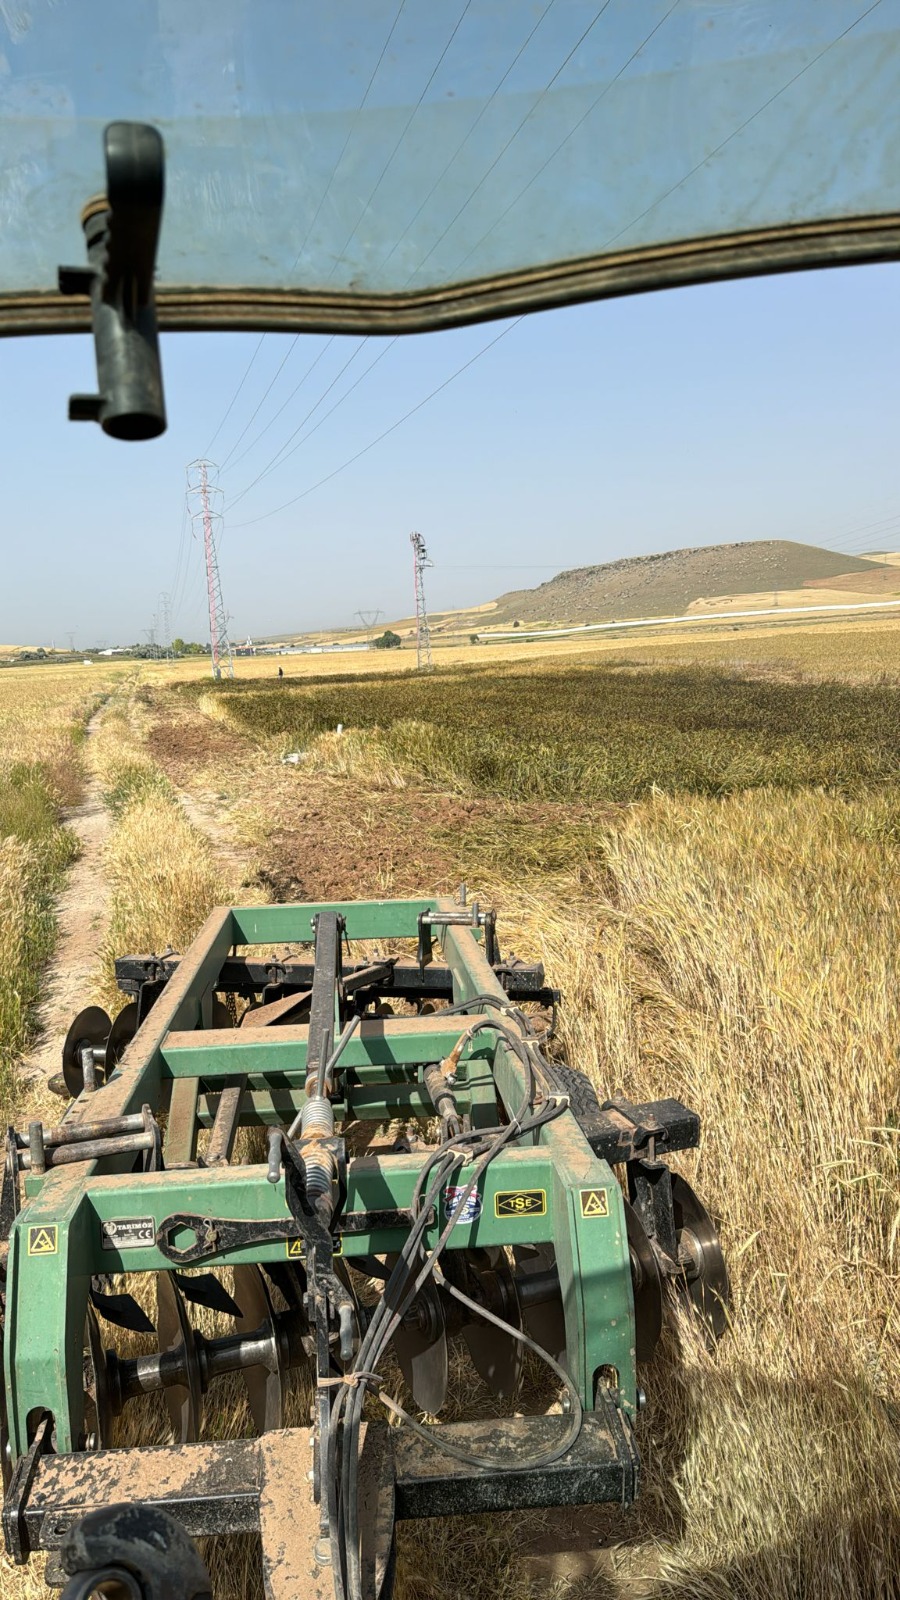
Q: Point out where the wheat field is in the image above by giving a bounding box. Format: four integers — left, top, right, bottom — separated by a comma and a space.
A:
3, 622, 900, 1597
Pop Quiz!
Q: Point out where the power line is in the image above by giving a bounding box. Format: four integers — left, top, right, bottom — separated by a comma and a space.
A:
230, 317, 523, 528
218, 2, 475, 505
203, 335, 266, 457
218, 337, 303, 470
220, 337, 337, 475
227, 339, 374, 508
228, 339, 398, 511
214, 5, 552, 519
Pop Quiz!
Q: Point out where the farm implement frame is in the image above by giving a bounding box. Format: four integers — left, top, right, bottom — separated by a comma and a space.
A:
0, 897, 727, 1597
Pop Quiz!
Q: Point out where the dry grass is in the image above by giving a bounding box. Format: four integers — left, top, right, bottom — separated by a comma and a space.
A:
485, 785, 900, 1597
6, 627, 900, 1597
181, 617, 900, 1597
87, 686, 233, 1000
99, 795, 228, 992
0, 665, 117, 1120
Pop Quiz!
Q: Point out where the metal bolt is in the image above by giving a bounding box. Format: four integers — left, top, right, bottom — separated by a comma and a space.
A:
314, 1537, 332, 1567
636, 1387, 647, 1412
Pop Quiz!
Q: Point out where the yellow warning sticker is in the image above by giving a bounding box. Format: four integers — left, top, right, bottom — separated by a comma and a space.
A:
27, 1224, 58, 1256
495, 1189, 547, 1219
285, 1234, 342, 1258
579, 1189, 610, 1219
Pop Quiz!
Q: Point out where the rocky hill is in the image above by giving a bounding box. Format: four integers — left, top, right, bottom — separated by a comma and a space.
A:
492, 540, 879, 626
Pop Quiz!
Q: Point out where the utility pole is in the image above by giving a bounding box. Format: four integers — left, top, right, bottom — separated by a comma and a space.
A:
186, 460, 234, 680
410, 532, 433, 671
66, 631, 76, 654
159, 591, 172, 659
355, 608, 383, 643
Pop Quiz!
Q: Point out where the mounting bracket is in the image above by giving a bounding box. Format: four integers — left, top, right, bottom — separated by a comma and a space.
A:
59, 122, 166, 440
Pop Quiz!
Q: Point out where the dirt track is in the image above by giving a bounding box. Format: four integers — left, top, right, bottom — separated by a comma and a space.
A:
22, 710, 111, 1087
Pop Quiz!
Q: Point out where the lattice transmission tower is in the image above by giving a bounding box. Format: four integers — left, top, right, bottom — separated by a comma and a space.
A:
410, 531, 433, 670
186, 460, 234, 680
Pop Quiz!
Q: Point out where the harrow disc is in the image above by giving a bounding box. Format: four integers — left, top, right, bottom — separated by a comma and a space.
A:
105, 1001, 139, 1067
156, 1272, 202, 1443
512, 1243, 566, 1368
388, 1257, 448, 1415
62, 1006, 112, 1098
233, 1264, 287, 1433
671, 1173, 730, 1342
461, 1249, 524, 1398
624, 1199, 663, 1362
210, 997, 235, 1029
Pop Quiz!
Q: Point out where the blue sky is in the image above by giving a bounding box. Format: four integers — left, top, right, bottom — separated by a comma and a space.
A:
1, 261, 899, 647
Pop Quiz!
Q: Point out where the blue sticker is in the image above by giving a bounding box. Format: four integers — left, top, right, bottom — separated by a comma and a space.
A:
444, 1185, 482, 1224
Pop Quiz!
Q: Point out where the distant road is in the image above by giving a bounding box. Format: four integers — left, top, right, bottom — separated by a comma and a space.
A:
476, 596, 900, 642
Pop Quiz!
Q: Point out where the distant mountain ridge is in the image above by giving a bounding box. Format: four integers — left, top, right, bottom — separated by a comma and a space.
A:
491, 540, 880, 626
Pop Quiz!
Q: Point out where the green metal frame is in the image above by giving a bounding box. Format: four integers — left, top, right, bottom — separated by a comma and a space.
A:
4, 898, 636, 1458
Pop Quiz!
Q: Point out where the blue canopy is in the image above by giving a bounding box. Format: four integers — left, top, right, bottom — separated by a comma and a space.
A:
2, 1, 899, 333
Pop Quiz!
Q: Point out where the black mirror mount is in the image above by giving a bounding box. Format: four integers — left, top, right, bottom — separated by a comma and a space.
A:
59, 121, 166, 441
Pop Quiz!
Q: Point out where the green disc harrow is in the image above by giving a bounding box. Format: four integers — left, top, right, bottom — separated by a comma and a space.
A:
0, 896, 728, 1597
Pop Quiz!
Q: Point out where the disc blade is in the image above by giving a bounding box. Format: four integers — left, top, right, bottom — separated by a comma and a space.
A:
211, 997, 234, 1029
386, 1256, 448, 1415
671, 1173, 730, 1342
512, 1244, 567, 1369
105, 1001, 138, 1067
624, 1199, 663, 1362
233, 1264, 286, 1433
173, 1270, 242, 1319
461, 1253, 524, 1398
62, 1006, 111, 1097
156, 1272, 202, 1443
90, 1287, 155, 1336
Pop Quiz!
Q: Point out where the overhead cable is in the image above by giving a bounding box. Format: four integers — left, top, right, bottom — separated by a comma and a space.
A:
230, 317, 523, 528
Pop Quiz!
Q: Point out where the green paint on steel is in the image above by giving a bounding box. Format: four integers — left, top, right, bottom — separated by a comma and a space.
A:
160, 1023, 492, 1078
4, 897, 638, 1462
5, 1178, 93, 1456
230, 900, 439, 944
